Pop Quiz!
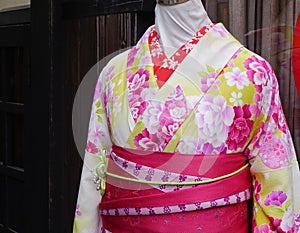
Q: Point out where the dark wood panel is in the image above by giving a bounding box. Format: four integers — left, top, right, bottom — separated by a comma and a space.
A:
0, 176, 5, 228
7, 177, 24, 232
0, 25, 30, 47
63, 0, 155, 19
25, 0, 61, 231
0, 8, 30, 26
0, 20, 29, 233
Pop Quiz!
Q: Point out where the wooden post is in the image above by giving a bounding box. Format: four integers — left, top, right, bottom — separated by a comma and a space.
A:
229, 0, 247, 45
26, 0, 63, 232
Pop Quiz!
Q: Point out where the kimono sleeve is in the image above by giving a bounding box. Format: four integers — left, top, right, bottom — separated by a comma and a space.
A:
246, 66, 300, 232
73, 67, 112, 233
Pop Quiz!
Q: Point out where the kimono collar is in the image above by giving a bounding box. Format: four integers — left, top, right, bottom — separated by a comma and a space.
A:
155, 0, 211, 57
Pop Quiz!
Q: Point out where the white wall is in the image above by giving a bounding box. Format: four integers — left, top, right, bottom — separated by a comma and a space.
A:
0, 0, 30, 11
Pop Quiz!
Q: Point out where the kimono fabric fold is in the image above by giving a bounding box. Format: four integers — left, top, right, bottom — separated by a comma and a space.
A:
99, 146, 251, 233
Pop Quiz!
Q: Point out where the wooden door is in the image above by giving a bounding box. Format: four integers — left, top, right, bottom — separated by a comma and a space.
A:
0, 22, 29, 233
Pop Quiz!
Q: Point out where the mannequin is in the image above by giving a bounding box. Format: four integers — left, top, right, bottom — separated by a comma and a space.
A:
73, 1, 300, 232
155, 0, 212, 56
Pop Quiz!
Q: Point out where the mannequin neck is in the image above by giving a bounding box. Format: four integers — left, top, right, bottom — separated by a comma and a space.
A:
155, 0, 212, 57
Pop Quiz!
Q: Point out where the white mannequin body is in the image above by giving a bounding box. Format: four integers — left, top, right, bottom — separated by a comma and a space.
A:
155, 0, 212, 57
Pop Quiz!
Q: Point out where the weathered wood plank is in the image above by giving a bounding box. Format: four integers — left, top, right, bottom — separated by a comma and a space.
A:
63, 0, 156, 19
205, 0, 218, 23
247, 0, 256, 51
229, 0, 247, 45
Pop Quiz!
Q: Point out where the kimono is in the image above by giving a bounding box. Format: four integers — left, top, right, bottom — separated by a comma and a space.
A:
73, 23, 300, 233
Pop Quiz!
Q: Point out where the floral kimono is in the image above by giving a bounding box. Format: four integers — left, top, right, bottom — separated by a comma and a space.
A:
73, 23, 300, 233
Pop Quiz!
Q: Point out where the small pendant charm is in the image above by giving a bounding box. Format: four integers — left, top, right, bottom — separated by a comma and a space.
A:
91, 148, 108, 196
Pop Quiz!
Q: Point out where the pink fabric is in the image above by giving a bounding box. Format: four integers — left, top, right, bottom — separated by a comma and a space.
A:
102, 202, 249, 233
111, 145, 248, 177
99, 146, 251, 232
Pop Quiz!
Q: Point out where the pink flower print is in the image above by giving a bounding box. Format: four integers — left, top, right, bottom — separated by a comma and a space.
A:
226, 105, 254, 151
260, 85, 274, 115
253, 178, 262, 205
258, 135, 289, 169
128, 68, 150, 93
210, 201, 218, 207
124, 208, 130, 215
254, 224, 270, 233
114, 209, 120, 216
93, 79, 103, 101
280, 206, 295, 232
161, 86, 188, 125
280, 206, 297, 233
86, 141, 98, 154
273, 142, 287, 157
133, 128, 159, 151
195, 94, 234, 148
105, 65, 115, 82
272, 106, 287, 134
142, 100, 164, 134
163, 206, 171, 214
179, 174, 187, 182
269, 217, 282, 231
154, 86, 188, 146
246, 121, 265, 158
93, 127, 105, 140
263, 131, 274, 144
225, 67, 250, 90
177, 136, 202, 154
140, 52, 152, 65
135, 208, 141, 215
244, 55, 272, 92
295, 214, 300, 232
202, 142, 226, 155
75, 204, 82, 217
264, 190, 287, 207
122, 160, 128, 169
212, 24, 229, 38
195, 202, 202, 210
164, 101, 188, 123
296, 214, 300, 224
129, 97, 147, 121
128, 47, 139, 67
104, 81, 115, 106
200, 72, 219, 92
161, 121, 179, 138
148, 208, 156, 215
224, 197, 230, 205
178, 204, 186, 211
127, 68, 150, 122
250, 94, 262, 118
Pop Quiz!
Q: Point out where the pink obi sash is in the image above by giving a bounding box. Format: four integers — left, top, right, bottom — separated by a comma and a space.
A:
99, 146, 251, 233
